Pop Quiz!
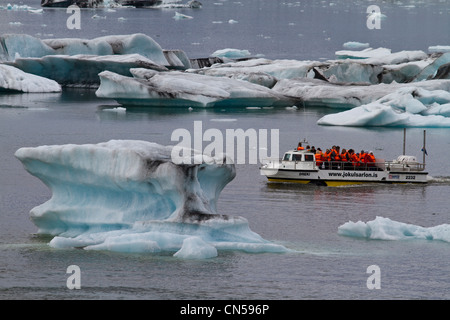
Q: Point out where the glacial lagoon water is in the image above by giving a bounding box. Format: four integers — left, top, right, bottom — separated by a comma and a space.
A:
1, 0, 450, 301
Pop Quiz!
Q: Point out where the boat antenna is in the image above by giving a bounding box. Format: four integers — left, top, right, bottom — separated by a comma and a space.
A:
422, 130, 426, 170
402, 128, 406, 155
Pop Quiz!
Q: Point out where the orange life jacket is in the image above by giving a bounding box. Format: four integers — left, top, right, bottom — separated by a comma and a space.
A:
331, 149, 340, 161
351, 153, 360, 166
315, 151, 323, 165
340, 152, 349, 162
366, 153, 375, 163
360, 152, 367, 163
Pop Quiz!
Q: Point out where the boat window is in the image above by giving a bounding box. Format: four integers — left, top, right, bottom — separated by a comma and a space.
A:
293, 154, 302, 162
304, 154, 314, 162
283, 153, 291, 161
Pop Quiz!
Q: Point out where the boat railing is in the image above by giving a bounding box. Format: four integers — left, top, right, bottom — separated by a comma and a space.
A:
262, 158, 425, 172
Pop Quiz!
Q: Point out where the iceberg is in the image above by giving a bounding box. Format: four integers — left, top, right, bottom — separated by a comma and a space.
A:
8, 54, 168, 87
0, 34, 55, 62
0, 64, 61, 93
428, 45, 450, 54
335, 47, 391, 60
342, 42, 370, 50
316, 82, 450, 127
95, 68, 293, 108
15, 140, 287, 258
189, 57, 322, 81
272, 78, 450, 109
338, 216, 450, 243
1, 33, 170, 66
211, 48, 252, 60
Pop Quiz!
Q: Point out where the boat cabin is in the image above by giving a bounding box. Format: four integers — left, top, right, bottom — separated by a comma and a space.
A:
281, 150, 316, 170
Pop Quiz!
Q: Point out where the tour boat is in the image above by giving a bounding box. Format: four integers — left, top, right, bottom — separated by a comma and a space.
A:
260, 130, 429, 187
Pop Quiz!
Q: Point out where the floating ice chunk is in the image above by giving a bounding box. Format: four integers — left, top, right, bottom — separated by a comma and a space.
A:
43, 38, 114, 56
163, 49, 192, 69
15, 140, 287, 257
0, 34, 55, 62
174, 237, 218, 259
335, 47, 391, 60
317, 82, 450, 127
428, 45, 450, 53
343, 41, 370, 50
82, 33, 169, 66
0, 64, 61, 93
363, 50, 428, 66
190, 58, 322, 82
28, 8, 43, 14
211, 48, 251, 59
91, 14, 106, 19
1, 33, 170, 67
338, 216, 450, 242
96, 68, 293, 107
9, 54, 168, 87
156, 0, 202, 8
272, 78, 450, 109
415, 52, 450, 81
173, 12, 193, 19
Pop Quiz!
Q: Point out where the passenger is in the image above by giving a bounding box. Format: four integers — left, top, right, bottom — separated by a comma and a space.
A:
359, 150, 369, 170
323, 149, 331, 169
330, 146, 341, 169
315, 148, 323, 168
310, 146, 316, 154
340, 148, 350, 169
365, 151, 376, 169
297, 142, 304, 150
349, 149, 360, 169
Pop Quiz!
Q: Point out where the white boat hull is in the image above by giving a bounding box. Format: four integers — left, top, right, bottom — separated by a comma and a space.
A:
261, 167, 428, 186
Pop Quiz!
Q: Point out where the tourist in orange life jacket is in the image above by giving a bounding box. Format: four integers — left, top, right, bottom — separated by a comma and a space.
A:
349, 149, 360, 169
340, 148, 350, 169
315, 148, 324, 168
297, 142, 304, 150
360, 150, 367, 160
323, 149, 331, 169
330, 146, 341, 169
365, 151, 376, 169
359, 150, 367, 168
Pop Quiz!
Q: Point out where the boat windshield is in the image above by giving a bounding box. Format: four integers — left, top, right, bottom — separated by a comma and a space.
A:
283, 153, 291, 161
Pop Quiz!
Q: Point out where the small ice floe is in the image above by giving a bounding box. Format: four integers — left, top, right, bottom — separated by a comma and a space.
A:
91, 14, 106, 19
343, 41, 370, 50
338, 216, 450, 243
28, 8, 43, 14
428, 45, 450, 54
173, 12, 193, 20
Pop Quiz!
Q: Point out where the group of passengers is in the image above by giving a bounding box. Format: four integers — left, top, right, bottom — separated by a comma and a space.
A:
296, 142, 378, 170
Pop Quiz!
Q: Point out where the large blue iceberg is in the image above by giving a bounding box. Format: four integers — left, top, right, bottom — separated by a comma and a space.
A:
15, 140, 287, 258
